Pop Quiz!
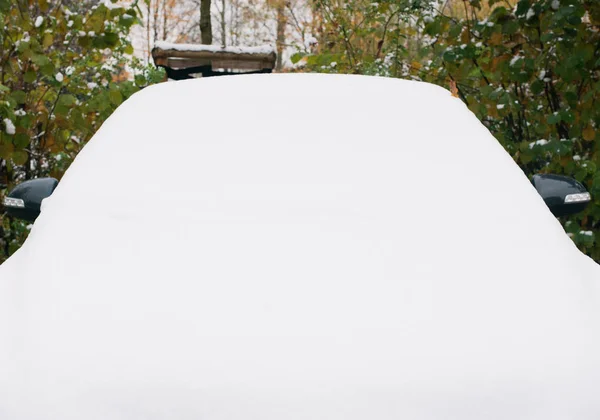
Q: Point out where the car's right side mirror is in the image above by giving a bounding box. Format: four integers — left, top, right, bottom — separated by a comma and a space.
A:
532, 174, 592, 217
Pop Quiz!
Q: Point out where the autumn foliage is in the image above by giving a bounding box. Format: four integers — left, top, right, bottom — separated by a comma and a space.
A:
295, 0, 600, 261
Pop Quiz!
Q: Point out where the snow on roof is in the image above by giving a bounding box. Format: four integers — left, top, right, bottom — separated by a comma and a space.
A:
1, 74, 599, 419
153, 40, 276, 55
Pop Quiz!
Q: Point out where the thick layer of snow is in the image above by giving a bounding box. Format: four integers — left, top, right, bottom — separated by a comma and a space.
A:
0, 74, 599, 420
154, 40, 275, 55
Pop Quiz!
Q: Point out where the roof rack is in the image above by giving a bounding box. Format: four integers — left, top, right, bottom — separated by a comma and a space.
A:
151, 42, 277, 80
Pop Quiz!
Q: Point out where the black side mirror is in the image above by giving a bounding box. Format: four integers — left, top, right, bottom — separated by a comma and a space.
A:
532, 174, 591, 217
2, 178, 59, 222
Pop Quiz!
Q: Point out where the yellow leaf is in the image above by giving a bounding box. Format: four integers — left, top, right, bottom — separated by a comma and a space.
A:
45, 134, 55, 148
583, 125, 595, 142
39, 0, 49, 12
488, 104, 499, 118
489, 32, 503, 46
43, 33, 53, 49
491, 55, 508, 71
0, 142, 14, 159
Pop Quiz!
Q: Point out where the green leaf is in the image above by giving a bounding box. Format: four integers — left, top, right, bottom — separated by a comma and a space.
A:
78, 36, 92, 48
574, 169, 587, 182
24, 71, 36, 84
531, 79, 544, 95
134, 74, 146, 87
591, 172, 600, 196
515, 0, 531, 17
12, 150, 28, 165
547, 113, 561, 124
104, 32, 119, 47
290, 52, 305, 64
442, 50, 457, 63
0, 0, 10, 12
564, 91, 578, 106
40, 63, 55, 77
502, 20, 519, 35
449, 24, 462, 38
54, 104, 69, 118
11, 91, 27, 104
42, 33, 54, 49
0, 84, 9, 93
490, 6, 508, 20
566, 15, 581, 26
560, 110, 575, 124
109, 88, 122, 105
13, 133, 30, 148
58, 130, 70, 144
16, 114, 32, 129
88, 12, 105, 34
17, 43, 32, 56
31, 54, 50, 66
540, 32, 554, 43
424, 19, 441, 36
58, 94, 76, 107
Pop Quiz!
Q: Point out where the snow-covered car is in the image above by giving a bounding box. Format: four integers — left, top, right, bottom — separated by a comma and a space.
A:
0, 74, 599, 420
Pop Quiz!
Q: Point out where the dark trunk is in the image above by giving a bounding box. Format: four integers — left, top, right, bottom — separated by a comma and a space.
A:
200, 0, 213, 45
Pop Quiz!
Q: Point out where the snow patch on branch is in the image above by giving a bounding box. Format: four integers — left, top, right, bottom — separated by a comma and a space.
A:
529, 139, 549, 148
525, 8, 536, 20
510, 55, 522, 66
3, 118, 15, 135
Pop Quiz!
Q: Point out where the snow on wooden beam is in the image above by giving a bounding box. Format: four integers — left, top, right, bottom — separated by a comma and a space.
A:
152, 41, 277, 79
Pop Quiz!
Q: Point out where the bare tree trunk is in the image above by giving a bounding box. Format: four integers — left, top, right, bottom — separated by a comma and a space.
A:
200, 0, 213, 45
153, 0, 160, 44
220, 0, 226, 47
162, 0, 168, 40
230, 0, 240, 46
311, 0, 324, 54
146, 0, 152, 62
275, 1, 287, 71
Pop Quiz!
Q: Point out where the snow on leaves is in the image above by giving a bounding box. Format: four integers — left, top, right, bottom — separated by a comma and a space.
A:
295, 0, 600, 261
0, 0, 164, 262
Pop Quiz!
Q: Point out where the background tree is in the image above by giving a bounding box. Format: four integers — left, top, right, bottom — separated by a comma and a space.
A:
200, 0, 213, 43
420, 0, 600, 260
136, 0, 198, 62
0, 0, 163, 262
294, 0, 600, 262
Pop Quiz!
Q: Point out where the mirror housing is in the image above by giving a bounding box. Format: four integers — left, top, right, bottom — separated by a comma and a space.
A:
3, 178, 59, 222
532, 174, 591, 217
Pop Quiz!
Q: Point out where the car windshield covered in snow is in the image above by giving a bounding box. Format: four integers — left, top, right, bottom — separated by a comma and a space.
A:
0, 74, 599, 420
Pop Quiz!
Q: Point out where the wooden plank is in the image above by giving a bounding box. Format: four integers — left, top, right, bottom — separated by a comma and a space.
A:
152, 46, 276, 71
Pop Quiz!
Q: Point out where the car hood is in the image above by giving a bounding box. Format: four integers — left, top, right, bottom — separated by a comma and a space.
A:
1, 74, 599, 419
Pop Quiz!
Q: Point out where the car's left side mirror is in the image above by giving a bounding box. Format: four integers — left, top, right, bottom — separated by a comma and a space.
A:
532, 174, 592, 217
2, 177, 59, 222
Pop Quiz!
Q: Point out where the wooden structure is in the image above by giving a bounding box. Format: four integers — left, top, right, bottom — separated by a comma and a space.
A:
151, 42, 277, 80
